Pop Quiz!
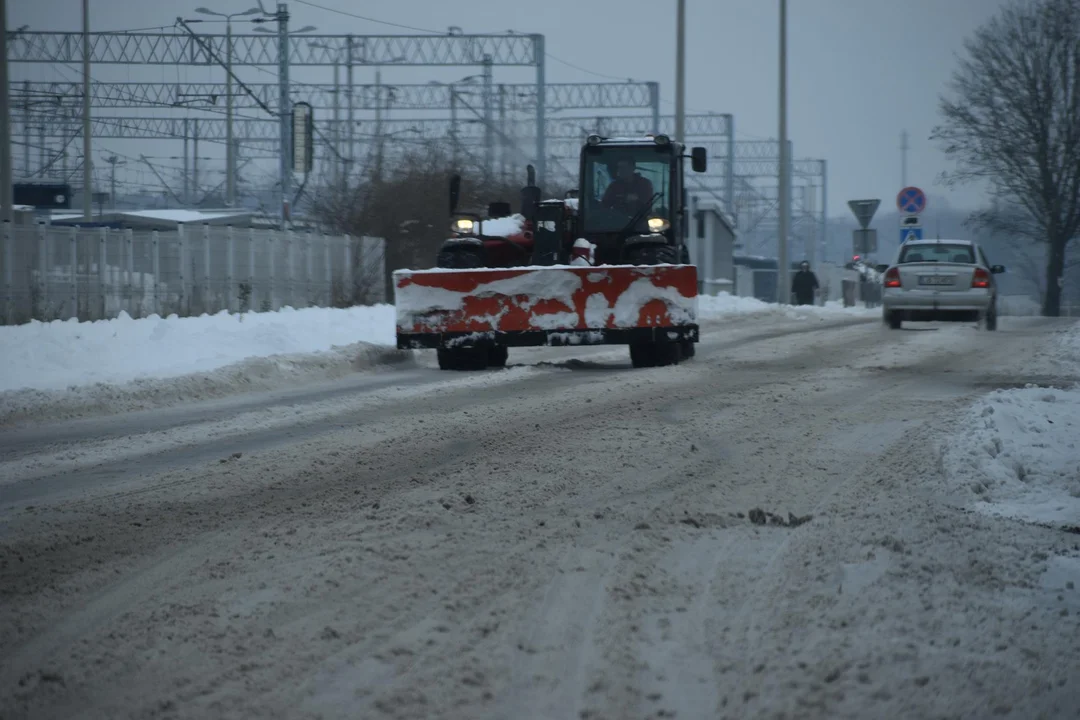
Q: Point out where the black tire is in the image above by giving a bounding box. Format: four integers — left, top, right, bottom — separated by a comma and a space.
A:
487, 345, 509, 367
436, 247, 485, 268
681, 338, 696, 358
630, 342, 656, 368
437, 346, 487, 371
985, 306, 998, 331
885, 311, 902, 330
625, 243, 678, 266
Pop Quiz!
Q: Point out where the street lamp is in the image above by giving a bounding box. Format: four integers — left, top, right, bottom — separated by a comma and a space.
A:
250, 3, 316, 227
193, 6, 260, 206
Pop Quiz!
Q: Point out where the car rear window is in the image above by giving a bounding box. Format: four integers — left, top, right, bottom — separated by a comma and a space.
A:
899, 244, 975, 264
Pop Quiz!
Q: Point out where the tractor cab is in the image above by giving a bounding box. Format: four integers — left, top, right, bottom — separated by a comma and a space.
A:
574, 134, 707, 265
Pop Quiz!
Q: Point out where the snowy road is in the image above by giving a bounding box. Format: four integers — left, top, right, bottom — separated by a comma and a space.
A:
2, 314, 1079, 719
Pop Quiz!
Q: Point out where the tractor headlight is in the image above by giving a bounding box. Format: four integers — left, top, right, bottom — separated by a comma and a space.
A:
647, 217, 670, 233
452, 218, 476, 235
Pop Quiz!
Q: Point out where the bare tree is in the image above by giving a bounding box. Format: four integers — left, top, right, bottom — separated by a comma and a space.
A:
932, 0, 1080, 316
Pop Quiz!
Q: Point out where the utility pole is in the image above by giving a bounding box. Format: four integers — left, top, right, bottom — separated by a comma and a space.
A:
675, 0, 685, 143
482, 54, 493, 180
103, 154, 124, 209
82, 0, 93, 221
22, 80, 30, 176
777, 0, 790, 304
276, 2, 291, 227
0, 0, 11, 223
193, 118, 200, 203
900, 129, 909, 187
374, 68, 383, 183
225, 17, 234, 205
345, 36, 354, 188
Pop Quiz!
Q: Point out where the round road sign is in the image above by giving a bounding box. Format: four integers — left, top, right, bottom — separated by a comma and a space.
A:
897, 186, 926, 214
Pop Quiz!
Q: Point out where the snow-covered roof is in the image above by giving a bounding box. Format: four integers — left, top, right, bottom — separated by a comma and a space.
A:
118, 209, 251, 224
904, 237, 972, 245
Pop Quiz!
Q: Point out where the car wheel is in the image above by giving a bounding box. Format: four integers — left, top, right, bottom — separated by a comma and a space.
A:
885, 311, 902, 330
985, 307, 998, 331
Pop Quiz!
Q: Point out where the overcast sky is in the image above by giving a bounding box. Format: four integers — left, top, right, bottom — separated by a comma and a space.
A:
9, 0, 1011, 219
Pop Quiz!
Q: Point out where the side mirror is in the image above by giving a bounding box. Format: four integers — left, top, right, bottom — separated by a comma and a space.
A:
449, 174, 461, 215
691, 146, 707, 173
990, 265, 1005, 274
875, 264, 889, 274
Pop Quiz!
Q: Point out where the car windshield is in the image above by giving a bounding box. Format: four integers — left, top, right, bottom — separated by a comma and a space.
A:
899, 243, 975, 264
581, 146, 672, 233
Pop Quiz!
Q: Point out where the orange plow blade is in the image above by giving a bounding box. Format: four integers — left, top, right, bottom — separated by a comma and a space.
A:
394, 264, 699, 349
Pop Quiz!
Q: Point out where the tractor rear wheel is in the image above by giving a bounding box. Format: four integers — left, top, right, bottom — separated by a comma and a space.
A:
437, 346, 488, 371
625, 244, 679, 266
625, 244, 688, 368
436, 247, 485, 268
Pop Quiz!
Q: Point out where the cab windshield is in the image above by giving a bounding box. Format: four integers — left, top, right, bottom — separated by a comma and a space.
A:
581, 145, 673, 233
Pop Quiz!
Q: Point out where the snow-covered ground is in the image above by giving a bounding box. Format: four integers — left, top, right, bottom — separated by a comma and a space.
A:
0, 294, 877, 424
941, 320, 1080, 530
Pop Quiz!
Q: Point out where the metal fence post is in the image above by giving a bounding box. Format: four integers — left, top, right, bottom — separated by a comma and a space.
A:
305, 231, 313, 308
226, 225, 235, 313
247, 227, 256, 313
1, 222, 11, 325
343, 234, 352, 307
98, 227, 108, 320
202, 224, 211, 314
178, 225, 189, 316
124, 228, 134, 316
268, 229, 276, 312
68, 227, 77, 321
323, 234, 331, 306
38, 224, 49, 320
151, 230, 161, 316
285, 228, 294, 309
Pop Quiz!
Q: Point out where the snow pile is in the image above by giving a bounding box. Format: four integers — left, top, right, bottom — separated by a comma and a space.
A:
942, 386, 1080, 527
0, 305, 398, 394
939, 319, 1080, 528
480, 214, 525, 237
696, 292, 879, 321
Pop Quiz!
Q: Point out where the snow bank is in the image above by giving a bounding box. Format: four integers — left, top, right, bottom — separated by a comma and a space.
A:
0, 305, 398, 394
696, 292, 879, 321
941, 320, 1080, 529
942, 386, 1080, 527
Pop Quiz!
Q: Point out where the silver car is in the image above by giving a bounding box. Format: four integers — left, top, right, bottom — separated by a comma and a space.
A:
878, 239, 1005, 330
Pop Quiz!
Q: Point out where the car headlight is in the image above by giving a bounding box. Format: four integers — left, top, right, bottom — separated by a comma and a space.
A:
647, 217, 670, 233
452, 218, 476, 235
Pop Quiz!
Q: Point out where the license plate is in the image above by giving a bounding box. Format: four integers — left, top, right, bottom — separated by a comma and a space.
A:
918, 275, 954, 286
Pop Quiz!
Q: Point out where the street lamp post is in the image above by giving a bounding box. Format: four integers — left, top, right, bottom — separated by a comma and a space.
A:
253, 5, 315, 227
777, 0, 790, 304
194, 6, 260, 207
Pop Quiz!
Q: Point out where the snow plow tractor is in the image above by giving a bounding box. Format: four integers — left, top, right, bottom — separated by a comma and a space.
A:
393, 133, 709, 370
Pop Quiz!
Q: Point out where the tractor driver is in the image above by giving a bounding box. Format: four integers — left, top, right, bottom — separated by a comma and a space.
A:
601, 158, 655, 217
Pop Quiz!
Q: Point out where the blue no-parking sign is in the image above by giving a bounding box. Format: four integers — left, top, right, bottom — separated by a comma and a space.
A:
897, 186, 926, 215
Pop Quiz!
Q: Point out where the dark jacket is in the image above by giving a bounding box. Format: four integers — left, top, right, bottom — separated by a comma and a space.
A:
791, 269, 819, 303
602, 173, 655, 214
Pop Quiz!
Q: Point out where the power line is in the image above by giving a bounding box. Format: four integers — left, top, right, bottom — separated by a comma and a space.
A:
290, 0, 442, 34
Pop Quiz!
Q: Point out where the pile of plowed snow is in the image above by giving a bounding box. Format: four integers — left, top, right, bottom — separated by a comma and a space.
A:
1, 294, 875, 423
941, 320, 1080, 529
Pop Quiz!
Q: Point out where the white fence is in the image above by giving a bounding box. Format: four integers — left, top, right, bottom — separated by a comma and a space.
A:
0, 222, 386, 325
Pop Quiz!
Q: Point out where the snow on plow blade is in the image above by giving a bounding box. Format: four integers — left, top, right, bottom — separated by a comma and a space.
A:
394, 264, 699, 349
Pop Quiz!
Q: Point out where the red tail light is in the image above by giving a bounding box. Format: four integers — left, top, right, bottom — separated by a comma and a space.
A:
884, 267, 902, 288
972, 267, 990, 288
